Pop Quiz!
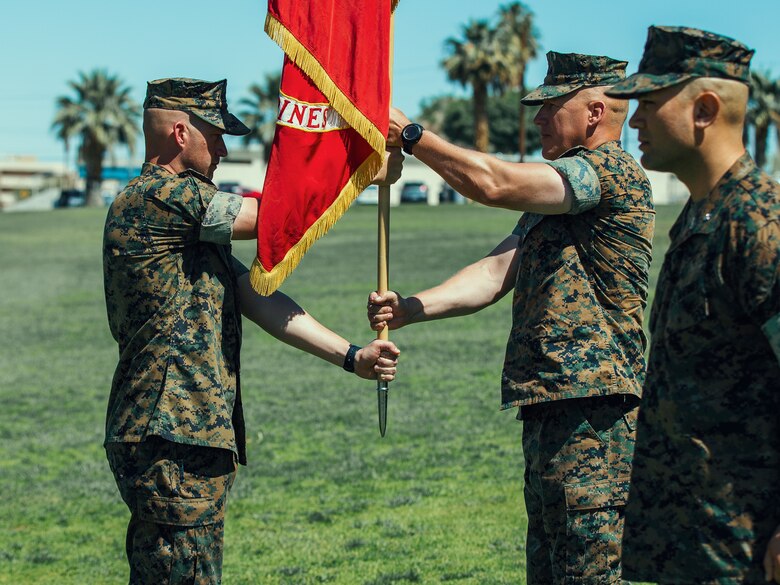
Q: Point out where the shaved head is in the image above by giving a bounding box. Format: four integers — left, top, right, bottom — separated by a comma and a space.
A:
143, 108, 190, 154
579, 86, 630, 129
682, 77, 749, 127
534, 85, 629, 159
628, 76, 750, 195
142, 109, 227, 178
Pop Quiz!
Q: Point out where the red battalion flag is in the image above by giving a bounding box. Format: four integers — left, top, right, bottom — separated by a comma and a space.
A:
250, 0, 399, 295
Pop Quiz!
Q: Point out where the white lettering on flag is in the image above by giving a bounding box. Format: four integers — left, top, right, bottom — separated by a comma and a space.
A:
276, 91, 349, 132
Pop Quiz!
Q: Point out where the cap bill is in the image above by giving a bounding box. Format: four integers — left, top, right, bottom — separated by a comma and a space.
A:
191, 110, 252, 136
605, 72, 693, 98
521, 83, 586, 105
223, 112, 251, 136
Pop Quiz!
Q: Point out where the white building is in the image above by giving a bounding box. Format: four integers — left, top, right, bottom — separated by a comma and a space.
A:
0, 157, 74, 208
0, 147, 694, 211
212, 147, 266, 193
645, 170, 690, 204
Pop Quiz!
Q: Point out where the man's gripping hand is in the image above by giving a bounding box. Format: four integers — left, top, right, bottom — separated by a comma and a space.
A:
354, 340, 400, 381
367, 290, 416, 331
372, 147, 404, 186
387, 107, 412, 149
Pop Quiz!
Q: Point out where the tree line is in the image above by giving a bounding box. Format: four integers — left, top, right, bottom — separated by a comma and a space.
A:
52, 2, 780, 207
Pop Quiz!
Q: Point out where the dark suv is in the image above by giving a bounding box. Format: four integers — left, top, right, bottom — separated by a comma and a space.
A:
400, 181, 428, 203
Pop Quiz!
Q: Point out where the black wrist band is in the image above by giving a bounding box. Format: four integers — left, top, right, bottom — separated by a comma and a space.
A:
343, 344, 360, 373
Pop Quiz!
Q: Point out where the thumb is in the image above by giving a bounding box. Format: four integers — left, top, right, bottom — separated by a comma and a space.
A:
378, 340, 401, 356
382, 290, 399, 303
372, 291, 397, 305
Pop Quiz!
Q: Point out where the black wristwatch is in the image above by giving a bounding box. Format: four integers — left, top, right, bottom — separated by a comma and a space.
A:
401, 122, 424, 155
343, 344, 360, 373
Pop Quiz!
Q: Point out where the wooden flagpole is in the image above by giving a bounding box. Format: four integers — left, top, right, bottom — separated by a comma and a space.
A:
376, 9, 395, 437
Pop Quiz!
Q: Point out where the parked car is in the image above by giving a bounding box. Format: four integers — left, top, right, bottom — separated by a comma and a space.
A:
400, 181, 428, 203
54, 189, 86, 208
218, 182, 245, 195
355, 184, 379, 205
439, 184, 465, 204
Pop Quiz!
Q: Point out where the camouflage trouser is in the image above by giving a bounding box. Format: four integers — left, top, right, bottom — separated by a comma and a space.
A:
521, 395, 639, 585
106, 437, 237, 585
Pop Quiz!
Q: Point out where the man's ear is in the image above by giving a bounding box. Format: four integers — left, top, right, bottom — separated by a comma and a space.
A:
588, 100, 606, 126
693, 92, 720, 129
172, 120, 188, 147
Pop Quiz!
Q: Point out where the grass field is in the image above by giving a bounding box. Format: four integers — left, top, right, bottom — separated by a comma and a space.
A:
0, 202, 682, 584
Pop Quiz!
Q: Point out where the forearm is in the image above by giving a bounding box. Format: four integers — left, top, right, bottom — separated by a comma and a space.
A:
412, 131, 571, 213
267, 304, 350, 367
407, 254, 515, 324
237, 275, 349, 367
412, 131, 507, 206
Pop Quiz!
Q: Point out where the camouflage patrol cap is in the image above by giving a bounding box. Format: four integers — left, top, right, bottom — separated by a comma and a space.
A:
521, 52, 628, 105
144, 78, 250, 136
606, 26, 754, 98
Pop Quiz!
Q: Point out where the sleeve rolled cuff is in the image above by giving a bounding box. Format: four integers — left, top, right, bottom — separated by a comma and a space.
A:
547, 157, 601, 215
762, 313, 780, 364
201, 191, 244, 244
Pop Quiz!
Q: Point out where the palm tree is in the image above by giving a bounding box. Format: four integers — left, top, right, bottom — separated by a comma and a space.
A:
239, 73, 281, 163
747, 71, 779, 169
495, 2, 539, 161
772, 109, 780, 173
52, 70, 140, 207
442, 20, 503, 153
766, 78, 780, 173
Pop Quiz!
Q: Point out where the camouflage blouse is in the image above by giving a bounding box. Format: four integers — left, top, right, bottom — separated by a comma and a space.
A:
502, 141, 655, 409
622, 153, 780, 584
103, 163, 248, 464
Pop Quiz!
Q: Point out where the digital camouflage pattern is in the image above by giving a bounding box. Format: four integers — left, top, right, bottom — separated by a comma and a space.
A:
521, 52, 627, 105
606, 26, 754, 98
547, 156, 601, 215
106, 438, 236, 585
523, 395, 638, 584
622, 153, 780, 584
144, 78, 251, 136
502, 140, 655, 409
103, 162, 248, 465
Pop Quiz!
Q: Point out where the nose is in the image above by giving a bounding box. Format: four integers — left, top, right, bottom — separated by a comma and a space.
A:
629, 109, 642, 130
533, 105, 548, 127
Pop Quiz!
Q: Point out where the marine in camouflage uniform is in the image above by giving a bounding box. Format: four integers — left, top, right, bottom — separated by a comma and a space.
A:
509, 53, 654, 585
104, 77, 251, 585
371, 53, 654, 584
104, 78, 402, 585
606, 27, 780, 584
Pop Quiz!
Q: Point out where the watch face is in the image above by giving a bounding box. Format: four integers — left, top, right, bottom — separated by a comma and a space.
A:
402, 123, 422, 142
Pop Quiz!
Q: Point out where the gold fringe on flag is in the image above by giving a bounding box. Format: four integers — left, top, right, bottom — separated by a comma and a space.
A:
249, 152, 383, 295
249, 11, 399, 296
251, 11, 392, 295
264, 14, 387, 157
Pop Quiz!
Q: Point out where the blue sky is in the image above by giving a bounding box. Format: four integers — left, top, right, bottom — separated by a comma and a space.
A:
3, 0, 779, 161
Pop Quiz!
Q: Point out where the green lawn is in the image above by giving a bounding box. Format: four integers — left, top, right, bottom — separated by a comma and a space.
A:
0, 203, 681, 584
